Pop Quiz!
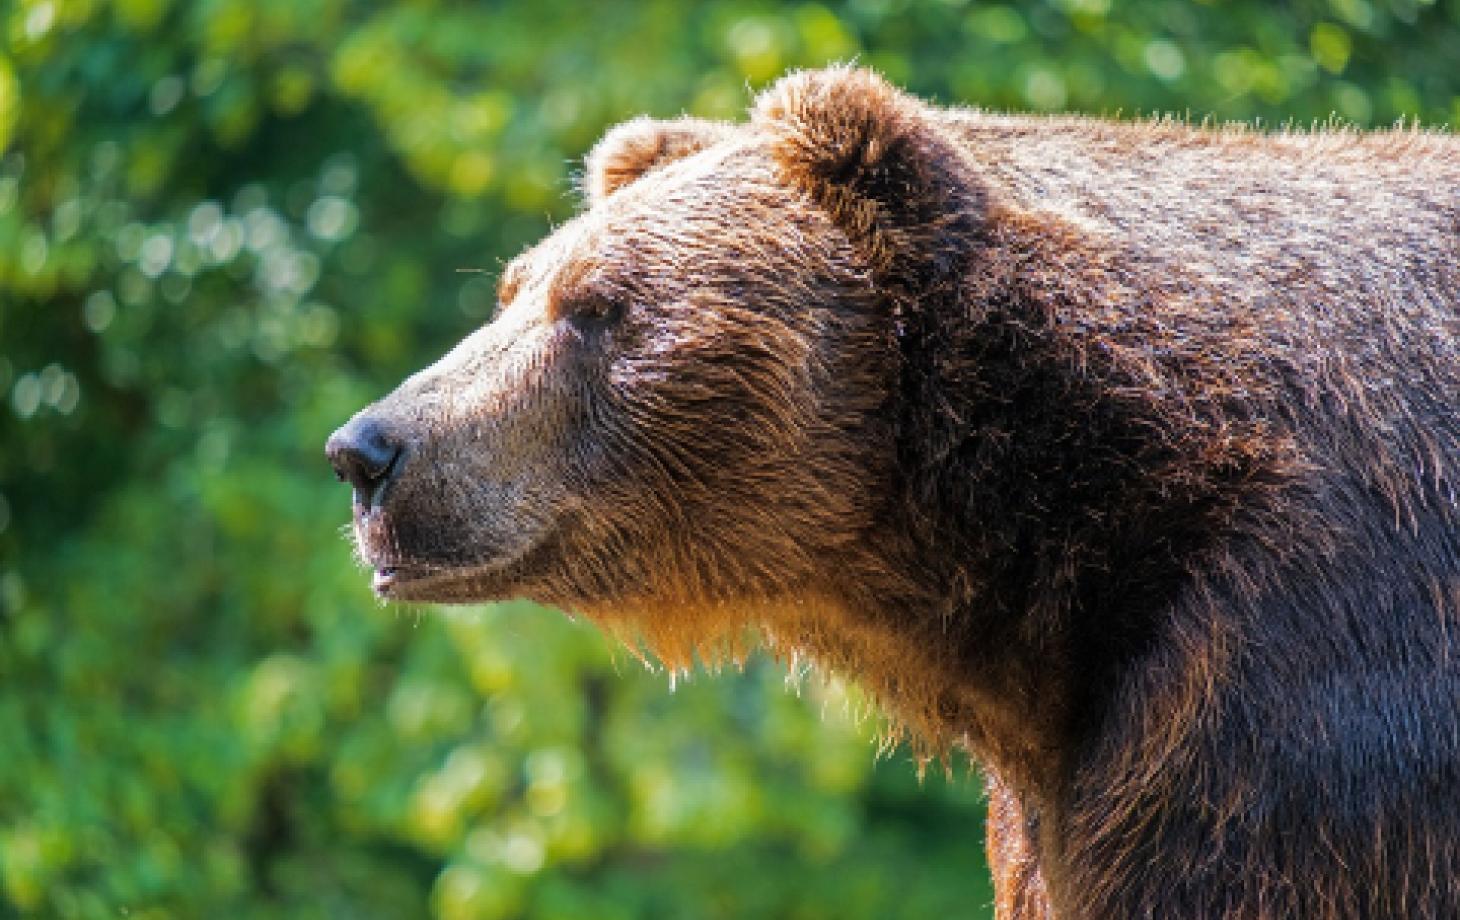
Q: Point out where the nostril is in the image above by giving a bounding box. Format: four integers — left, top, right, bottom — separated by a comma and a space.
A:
325, 417, 404, 509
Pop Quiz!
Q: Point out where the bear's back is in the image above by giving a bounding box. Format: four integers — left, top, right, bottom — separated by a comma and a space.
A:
944, 109, 1458, 512
945, 111, 1458, 332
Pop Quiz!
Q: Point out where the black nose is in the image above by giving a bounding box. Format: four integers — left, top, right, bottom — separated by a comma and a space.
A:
325, 416, 404, 509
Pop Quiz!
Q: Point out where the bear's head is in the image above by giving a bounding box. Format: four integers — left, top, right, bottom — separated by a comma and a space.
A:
327, 67, 983, 662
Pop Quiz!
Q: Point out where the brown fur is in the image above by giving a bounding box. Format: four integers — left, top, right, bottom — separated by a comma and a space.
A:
331, 67, 1460, 918
583, 115, 734, 203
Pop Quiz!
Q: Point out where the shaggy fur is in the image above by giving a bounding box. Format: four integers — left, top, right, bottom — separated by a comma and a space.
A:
330, 67, 1460, 919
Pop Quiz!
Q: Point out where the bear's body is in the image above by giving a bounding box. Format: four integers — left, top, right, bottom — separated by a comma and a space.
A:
328, 68, 1460, 918
893, 110, 1460, 919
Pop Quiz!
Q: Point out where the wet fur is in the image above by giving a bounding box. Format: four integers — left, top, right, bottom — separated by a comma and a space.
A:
340, 67, 1460, 918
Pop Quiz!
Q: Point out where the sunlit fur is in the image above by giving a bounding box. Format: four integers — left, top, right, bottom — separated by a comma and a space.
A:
339, 66, 1460, 918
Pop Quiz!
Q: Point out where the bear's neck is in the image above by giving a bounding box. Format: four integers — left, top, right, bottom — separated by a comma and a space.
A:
828, 206, 1291, 797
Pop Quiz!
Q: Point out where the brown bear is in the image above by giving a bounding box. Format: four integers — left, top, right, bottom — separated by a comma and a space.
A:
327, 67, 1460, 919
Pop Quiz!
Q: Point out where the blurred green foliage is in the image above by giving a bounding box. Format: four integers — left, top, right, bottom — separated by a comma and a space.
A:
1, 0, 1457, 916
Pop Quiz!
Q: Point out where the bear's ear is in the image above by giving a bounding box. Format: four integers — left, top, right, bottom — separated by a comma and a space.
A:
752, 66, 984, 292
584, 116, 734, 204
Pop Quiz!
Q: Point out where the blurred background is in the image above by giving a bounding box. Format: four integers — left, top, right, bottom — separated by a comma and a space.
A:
2, 0, 1458, 917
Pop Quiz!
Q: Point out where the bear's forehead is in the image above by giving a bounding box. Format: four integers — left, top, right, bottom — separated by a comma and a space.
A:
493, 133, 856, 326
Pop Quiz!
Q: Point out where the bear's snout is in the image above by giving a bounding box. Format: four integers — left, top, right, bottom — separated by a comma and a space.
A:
326, 414, 405, 513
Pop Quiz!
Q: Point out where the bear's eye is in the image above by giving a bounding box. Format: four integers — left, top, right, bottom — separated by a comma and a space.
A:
564, 294, 625, 334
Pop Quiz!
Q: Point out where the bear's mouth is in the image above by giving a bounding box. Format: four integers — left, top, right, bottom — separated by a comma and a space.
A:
372, 563, 473, 599
368, 561, 476, 599
350, 510, 497, 599
360, 527, 561, 603
353, 492, 586, 603
367, 558, 524, 603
